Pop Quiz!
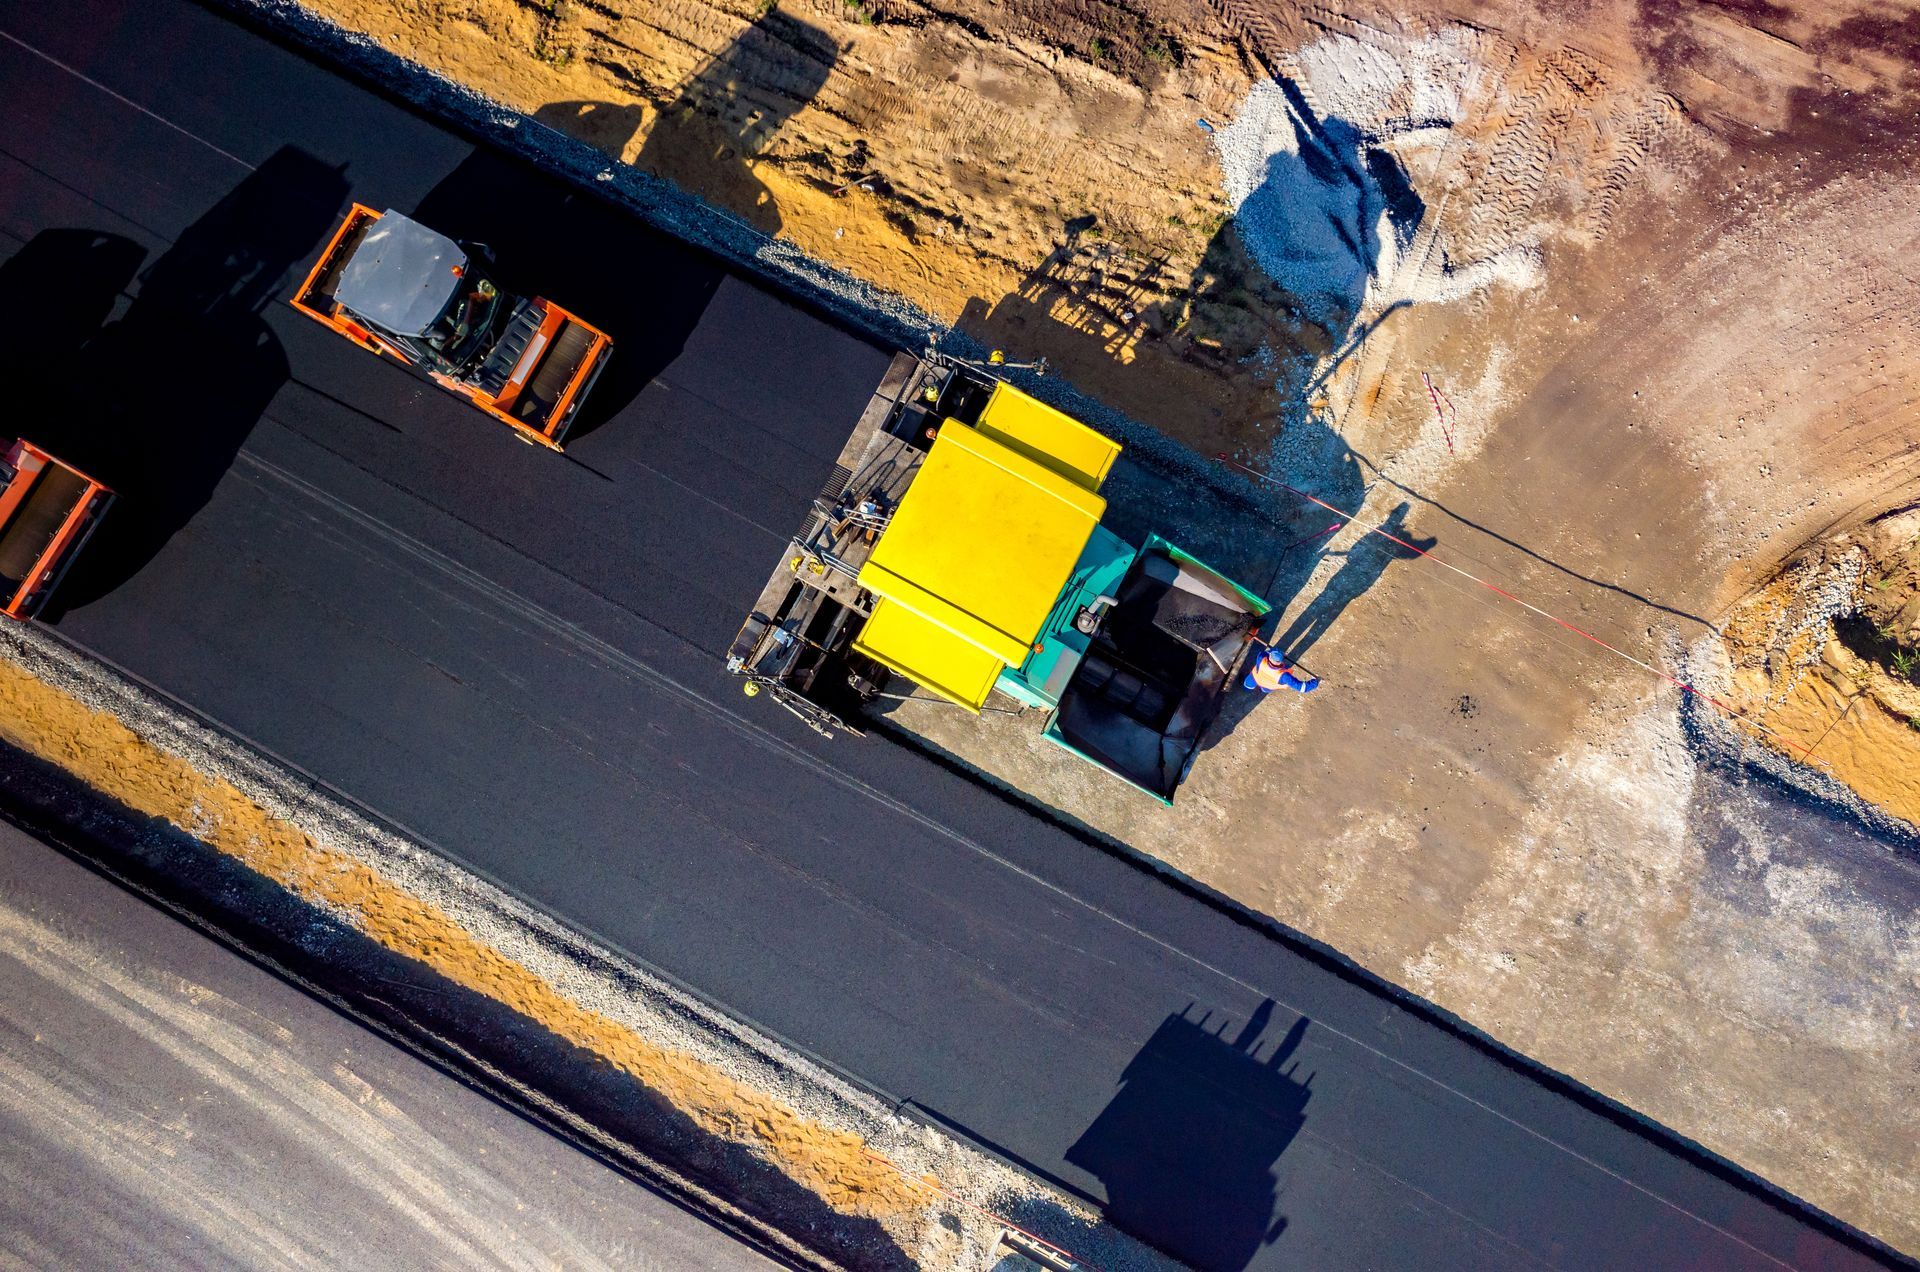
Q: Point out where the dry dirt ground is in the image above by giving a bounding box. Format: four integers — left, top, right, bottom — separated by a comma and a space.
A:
1721, 509, 1920, 828
279, 0, 1920, 1254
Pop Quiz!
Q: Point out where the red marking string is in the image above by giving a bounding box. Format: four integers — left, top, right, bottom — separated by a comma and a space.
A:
1284, 520, 1347, 552
1216, 454, 1818, 760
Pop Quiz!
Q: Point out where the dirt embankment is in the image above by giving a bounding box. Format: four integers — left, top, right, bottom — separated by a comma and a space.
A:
1722, 509, 1920, 828
236, 0, 1920, 1253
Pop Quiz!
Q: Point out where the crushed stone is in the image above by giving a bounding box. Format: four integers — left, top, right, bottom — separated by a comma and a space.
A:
1213, 27, 1543, 328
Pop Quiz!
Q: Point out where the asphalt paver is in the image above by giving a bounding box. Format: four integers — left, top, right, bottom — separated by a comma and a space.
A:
0, 3, 1895, 1268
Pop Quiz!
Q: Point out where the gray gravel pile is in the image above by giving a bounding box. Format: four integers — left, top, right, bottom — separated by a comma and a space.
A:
1744, 546, 1871, 692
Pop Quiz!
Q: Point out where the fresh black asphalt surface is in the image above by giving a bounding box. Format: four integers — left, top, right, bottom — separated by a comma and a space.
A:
0, 3, 1896, 1268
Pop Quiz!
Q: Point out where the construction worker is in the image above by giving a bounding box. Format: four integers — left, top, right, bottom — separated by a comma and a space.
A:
1244, 647, 1319, 695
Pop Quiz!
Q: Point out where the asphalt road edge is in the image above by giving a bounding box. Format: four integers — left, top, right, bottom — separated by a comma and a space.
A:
197, 0, 1291, 513
0, 623, 1176, 1272
0, 741, 832, 1271
864, 715, 1917, 1269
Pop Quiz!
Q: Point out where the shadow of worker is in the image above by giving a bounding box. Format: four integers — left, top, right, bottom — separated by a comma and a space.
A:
36, 147, 348, 615
1067, 1001, 1312, 1272
635, 10, 836, 237
1275, 501, 1434, 663
1194, 411, 1370, 758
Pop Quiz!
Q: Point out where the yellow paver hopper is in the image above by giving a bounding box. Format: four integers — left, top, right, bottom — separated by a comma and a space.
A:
726, 352, 1269, 802
851, 414, 1116, 711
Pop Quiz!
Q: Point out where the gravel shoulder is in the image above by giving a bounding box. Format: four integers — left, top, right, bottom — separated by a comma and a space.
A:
0, 816, 780, 1272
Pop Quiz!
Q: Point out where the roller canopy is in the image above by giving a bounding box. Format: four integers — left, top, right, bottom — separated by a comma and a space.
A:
334, 210, 465, 337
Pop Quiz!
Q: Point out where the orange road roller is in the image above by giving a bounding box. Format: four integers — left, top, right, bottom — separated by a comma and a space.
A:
294, 204, 611, 450
0, 439, 114, 620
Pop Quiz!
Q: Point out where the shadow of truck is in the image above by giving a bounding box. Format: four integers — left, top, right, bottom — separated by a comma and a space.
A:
21, 147, 349, 614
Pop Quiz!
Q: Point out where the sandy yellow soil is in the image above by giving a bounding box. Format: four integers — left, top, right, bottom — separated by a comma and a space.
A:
1722, 510, 1920, 827
0, 655, 922, 1223
1757, 655, 1920, 825
254, 0, 1920, 1252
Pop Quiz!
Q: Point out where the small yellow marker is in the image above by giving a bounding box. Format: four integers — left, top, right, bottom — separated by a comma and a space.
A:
743, 681, 760, 697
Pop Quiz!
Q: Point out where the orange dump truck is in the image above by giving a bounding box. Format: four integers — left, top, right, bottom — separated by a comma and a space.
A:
293, 204, 611, 450
0, 439, 113, 620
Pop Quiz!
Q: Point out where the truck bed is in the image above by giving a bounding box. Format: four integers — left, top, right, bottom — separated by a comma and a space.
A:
0, 465, 87, 588
510, 316, 606, 444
